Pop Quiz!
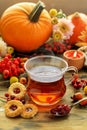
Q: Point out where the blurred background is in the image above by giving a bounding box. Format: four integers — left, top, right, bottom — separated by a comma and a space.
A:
0, 0, 87, 16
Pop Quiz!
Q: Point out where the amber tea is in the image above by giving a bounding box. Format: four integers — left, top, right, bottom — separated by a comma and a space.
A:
27, 65, 66, 106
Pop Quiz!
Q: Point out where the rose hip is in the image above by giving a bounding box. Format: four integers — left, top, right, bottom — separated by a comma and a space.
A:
50, 98, 87, 117
5, 93, 9, 97
72, 78, 87, 89
71, 92, 83, 102
50, 104, 71, 116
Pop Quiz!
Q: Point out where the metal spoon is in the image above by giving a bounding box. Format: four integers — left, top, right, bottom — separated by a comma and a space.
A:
50, 97, 87, 117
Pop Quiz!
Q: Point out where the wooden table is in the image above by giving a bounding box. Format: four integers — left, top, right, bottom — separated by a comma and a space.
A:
0, 68, 87, 130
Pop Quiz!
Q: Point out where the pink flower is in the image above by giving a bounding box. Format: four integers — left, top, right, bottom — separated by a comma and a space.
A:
58, 18, 75, 39
53, 29, 64, 41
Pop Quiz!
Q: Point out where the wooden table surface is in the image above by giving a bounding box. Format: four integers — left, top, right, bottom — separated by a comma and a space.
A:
0, 68, 87, 130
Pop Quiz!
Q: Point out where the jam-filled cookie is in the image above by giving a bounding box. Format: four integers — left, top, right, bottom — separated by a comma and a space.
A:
4, 100, 23, 117
8, 82, 26, 99
21, 104, 38, 118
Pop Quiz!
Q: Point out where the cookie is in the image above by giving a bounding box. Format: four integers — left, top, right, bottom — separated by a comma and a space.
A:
4, 100, 23, 117
8, 82, 26, 99
21, 104, 38, 119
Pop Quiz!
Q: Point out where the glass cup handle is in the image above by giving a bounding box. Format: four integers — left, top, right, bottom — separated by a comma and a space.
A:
65, 66, 78, 86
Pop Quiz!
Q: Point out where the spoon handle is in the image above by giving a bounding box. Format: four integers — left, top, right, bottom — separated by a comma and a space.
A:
71, 97, 87, 107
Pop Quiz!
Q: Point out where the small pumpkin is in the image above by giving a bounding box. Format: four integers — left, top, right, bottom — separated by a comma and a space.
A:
0, 1, 52, 53
68, 12, 87, 45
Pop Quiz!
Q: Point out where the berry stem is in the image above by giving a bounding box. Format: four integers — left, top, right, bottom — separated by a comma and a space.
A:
0, 97, 6, 103
71, 97, 87, 108
0, 96, 6, 99
0, 80, 10, 85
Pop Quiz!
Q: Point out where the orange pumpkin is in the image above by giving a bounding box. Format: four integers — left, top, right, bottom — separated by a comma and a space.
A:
68, 12, 87, 45
0, 1, 52, 53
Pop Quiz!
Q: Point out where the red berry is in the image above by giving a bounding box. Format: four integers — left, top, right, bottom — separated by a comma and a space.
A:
72, 78, 87, 89
16, 57, 22, 63
11, 64, 16, 71
20, 98, 26, 104
79, 99, 87, 106
78, 83, 82, 88
72, 79, 76, 85
5, 93, 9, 97
20, 62, 24, 68
50, 104, 71, 116
10, 95, 16, 100
7, 97, 11, 101
4, 56, 9, 62
71, 92, 83, 102
73, 83, 78, 89
20, 68, 25, 74
3, 69, 10, 79
13, 59, 19, 66
19, 77, 27, 85
5, 54, 12, 59
72, 74, 79, 85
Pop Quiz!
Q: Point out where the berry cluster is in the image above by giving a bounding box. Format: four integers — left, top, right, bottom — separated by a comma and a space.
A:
71, 92, 87, 106
0, 54, 25, 79
71, 76, 87, 106
50, 104, 71, 116
71, 78, 87, 89
5, 92, 26, 104
44, 41, 72, 54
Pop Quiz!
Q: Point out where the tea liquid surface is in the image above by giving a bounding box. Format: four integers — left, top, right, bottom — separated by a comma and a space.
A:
27, 65, 66, 106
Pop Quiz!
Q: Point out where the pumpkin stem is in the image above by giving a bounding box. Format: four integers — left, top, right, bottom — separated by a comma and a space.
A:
29, 1, 45, 22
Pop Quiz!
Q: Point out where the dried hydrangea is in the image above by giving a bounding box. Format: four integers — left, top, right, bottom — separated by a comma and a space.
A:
0, 37, 7, 57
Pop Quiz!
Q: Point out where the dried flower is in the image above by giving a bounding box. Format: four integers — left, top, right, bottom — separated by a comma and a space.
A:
45, 9, 74, 54
51, 17, 58, 25
49, 8, 58, 17
49, 8, 75, 42
52, 18, 74, 41
58, 18, 75, 39
53, 30, 64, 41
0, 37, 7, 57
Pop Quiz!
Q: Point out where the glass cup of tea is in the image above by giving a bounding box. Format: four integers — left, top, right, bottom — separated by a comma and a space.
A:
24, 55, 78, 106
